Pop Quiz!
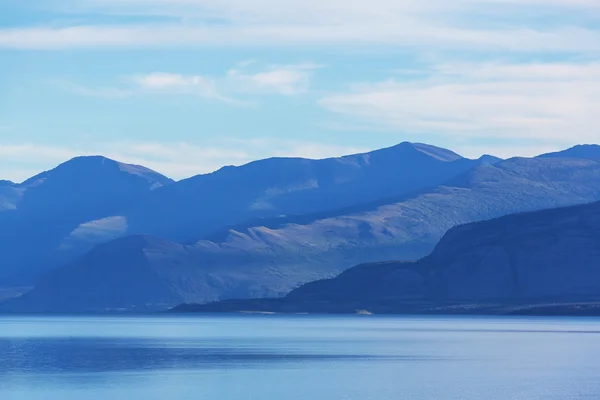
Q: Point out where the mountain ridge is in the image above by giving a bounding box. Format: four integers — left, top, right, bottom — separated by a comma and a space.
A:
173, 200, 600, 315
0, 156, 173, 285
52, 141, 488, 262
2, 141, 481, 286
8, 152, 600, 312
538, 144, 600, 161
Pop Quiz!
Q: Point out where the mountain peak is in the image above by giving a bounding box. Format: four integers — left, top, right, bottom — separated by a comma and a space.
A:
538, 144, 600, 161
368, 142, 464, 162
21, 155, 172, 187
409, 142, 464, 162
478, 154, 502, 165
59, 155, 144, 174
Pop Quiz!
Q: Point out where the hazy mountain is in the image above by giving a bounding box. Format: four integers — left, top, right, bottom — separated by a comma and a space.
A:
7, 234, 327, 312
539, 144, 600, 161
69, 142, 486, 246
0, 180, 21, 211
179, 200, 600, 315
1, 142, 489, 287
0, 156, 173, 284
477, 154, 502, 165
9, 155, 600, 313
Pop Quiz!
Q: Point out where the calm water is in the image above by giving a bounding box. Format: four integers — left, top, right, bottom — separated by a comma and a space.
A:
1, 315, 600, 400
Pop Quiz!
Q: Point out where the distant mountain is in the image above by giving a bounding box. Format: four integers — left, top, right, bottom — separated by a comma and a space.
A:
0, 156, 172, 284
476, 154, 502, 164
1, 142, 490, 287
539, 144, 600, 161
0, 180, 20, 211
72, 142, 485, 245
45, 142, 490, 272
9, 155, 600, 313
14, 156, 171, 216
8, 234, 325, 312
173, 200, 600, 315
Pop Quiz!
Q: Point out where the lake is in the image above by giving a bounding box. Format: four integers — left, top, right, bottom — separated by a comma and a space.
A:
1, 315, 599, 400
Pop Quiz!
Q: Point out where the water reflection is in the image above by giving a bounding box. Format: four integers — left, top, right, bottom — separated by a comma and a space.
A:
2, 316, 600, 400
0, 337, 436, 374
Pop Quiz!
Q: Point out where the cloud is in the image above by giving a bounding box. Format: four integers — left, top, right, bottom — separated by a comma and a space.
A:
52, 80, 133, 98
319, 61, 600, 145
1, 0, 599, 51
4, 0, 599, 167
131, 72, 237, 103
0, 144, 84, 182
74, 0, 600, 21
2, 25, 599, 53
0, 144, 80, 162
61, 62, 319, 102
134, 73, 206, 89
0, 139, 368, 183
226, 63, 321, 95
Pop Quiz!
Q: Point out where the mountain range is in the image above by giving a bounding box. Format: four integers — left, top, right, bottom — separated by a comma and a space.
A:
180, 199, 600, 315
4, 142, 600, 313
0, 142, 486, 287
0, 156, 172, 285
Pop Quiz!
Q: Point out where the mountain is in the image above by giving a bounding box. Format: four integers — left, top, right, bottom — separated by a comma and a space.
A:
0, 142, 487, 286
0, 156, 173, 284
0, 180, 20, 211
7, 234, 326, 312
539, 144, 600, 161
173, 200, 600, 315
8, 155, 600, 313
66, 142, 485, 247
477, 154, 502, 165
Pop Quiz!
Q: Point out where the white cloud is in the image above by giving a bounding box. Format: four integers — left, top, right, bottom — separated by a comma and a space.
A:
61, 63, 319, 102
226, 63, 321, 95
52, 80, 133, 98
0, 139, 368, 183
131, 72, 237, 102
0, 144, 84, 182
0, 144, 79, 162
1, 24, 598, 53
1, 0, 599, 51
77, 0, 600, 21
134, 73, 200, 88
471, 0, 600, 7
319, 61, 600, 144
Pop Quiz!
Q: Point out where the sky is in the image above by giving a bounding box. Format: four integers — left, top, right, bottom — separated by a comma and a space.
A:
1, 0, 600, 182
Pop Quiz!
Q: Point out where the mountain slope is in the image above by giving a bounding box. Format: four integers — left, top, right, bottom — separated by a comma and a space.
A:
539, 144, 600, 161
71, 142, 485, 246
0, 142, 486, 286
0, 156, 172, 284
175, 200, 600, 314
9, 156, 600, 313
0, 180, 21, 211
14, 156, 171, 218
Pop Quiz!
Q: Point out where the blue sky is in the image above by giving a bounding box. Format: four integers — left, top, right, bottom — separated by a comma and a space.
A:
1, 0, 600, 181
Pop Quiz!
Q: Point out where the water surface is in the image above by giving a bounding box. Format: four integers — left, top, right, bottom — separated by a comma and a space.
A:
1, 315, 599, 399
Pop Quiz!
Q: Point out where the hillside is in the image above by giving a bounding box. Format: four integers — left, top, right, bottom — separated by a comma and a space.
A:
8, 155, 600, 312
68, 142, 485, 245
0, 142, 485, 286
175, 200, 600, 315
0, 156, 173, 284
539, 144, 600, 161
